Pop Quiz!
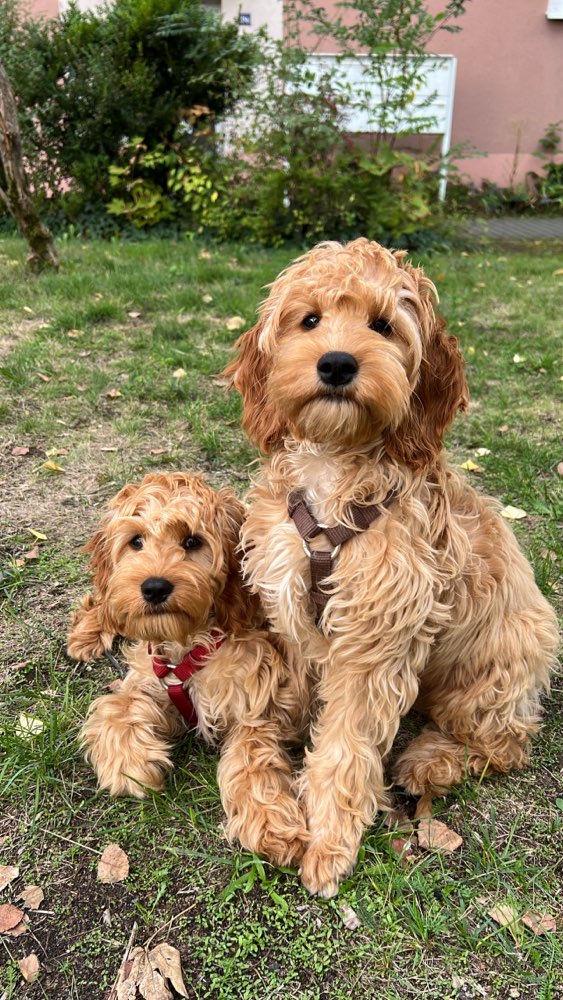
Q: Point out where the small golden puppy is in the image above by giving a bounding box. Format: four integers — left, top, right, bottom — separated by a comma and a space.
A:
67, 471, 309, 867
226, 238, 559, 897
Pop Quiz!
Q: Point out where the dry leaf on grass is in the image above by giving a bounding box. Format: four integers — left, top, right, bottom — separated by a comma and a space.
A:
150, 448, 168, 456
225, 316, 244, 331
15, 714, 44, 739
16, 885, 44, 910
337, 903, 361, 931
24, 546, 40, 560
460, 460, 484, 473
414, 792, 434, 821
149, 943, 188, 996
98, 844, 129, 884
417, 817, 463, 853
201, 294, 213, 304
521, 910, 556, 935
501, 505, 527, 520
12, 446, 30, 456
172, 368, 186, 379
478, 897, 556, 935
106, 389, 123, 399
0, 865, 19, 891
36, 372, 50, 382
128, 311, 142, 319
0, 903, 26, 934
42, 460, 65, 474
18, 953, 40, 983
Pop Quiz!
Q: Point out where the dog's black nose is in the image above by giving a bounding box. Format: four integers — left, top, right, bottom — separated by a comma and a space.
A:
317, 351, 359, 387
141, 577, 174, 604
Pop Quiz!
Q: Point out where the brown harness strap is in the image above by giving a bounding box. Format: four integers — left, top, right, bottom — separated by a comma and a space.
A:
288, 487, 397, 624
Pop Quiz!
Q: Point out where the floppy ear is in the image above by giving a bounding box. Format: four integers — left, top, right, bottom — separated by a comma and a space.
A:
223, 321, 287, 453
67, 511, 121, 661
386, 315, 468, 469
213, 488, 262, 635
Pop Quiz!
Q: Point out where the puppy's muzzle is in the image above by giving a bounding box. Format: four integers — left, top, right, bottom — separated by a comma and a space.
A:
140, 576, 174, 605
317, 352, 358, 388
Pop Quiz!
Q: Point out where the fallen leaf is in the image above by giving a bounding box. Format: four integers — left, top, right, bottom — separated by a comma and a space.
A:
28, 529, 47, 540
45, 447, 68, 457
417, 817, 463, 853
474, 447, 491, 457
0, 903, 25, 933
67, 328, 83, 338
102, 907, 112, 926
498, 424, 509, 433
150, 448, 167, 455
521, 910, 556, 935
512, 354, 526, 364
540, 548, 557, 561
16, 886, 44, 910
128, 311, 142, 319
117, 948, 172, 1000
414, 792, 434, 821
337, 903, 361, 931
198, 249, 212, 259
0, 866, 19, 891
172, 368, 186, 379
201, 294, 213, 303
42, 460, 65, 474
18, 953, 39, 983
11, 446, 30, 456
15, 714, 44, 739
149, 943, 188, 996
101, 446, 119, 452
483, 901, 519, 928
36, 372, 50, 382
460, 460, 484, 473
501, 505, 527, 520
553, 268, 563, 276
15, 558, 25, 568
106, 389, 122, 399
225, 316, 244, 331
24, 546, 40, 560
98, 844, 129, 884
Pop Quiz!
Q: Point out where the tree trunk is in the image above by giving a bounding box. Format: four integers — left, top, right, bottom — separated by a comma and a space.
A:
0, 62, 59, 272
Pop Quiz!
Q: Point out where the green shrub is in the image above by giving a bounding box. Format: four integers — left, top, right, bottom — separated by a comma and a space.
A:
0, 0, 259, 207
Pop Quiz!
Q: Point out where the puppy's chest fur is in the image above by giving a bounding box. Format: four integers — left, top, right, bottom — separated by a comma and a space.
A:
241, 451, 455, 654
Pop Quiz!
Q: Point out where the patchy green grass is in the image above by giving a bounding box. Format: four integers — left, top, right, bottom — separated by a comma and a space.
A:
0, 236, 561, 999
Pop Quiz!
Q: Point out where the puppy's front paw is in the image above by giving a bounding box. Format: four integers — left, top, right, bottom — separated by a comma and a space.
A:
227, 796, 309, 868
299, 841, 355, 898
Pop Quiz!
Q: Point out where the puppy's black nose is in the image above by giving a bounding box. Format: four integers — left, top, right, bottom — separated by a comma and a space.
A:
317, 351, 359, 387
141, 577, 174, 604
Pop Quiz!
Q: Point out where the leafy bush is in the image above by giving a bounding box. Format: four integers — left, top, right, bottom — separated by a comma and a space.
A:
0, 0, 259, 206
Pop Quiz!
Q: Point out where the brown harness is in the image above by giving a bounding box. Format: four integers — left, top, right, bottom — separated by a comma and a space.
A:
288, 487, 397, 625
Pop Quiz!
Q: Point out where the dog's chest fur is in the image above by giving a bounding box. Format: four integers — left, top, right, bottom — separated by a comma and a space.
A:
241, 447, 448, 654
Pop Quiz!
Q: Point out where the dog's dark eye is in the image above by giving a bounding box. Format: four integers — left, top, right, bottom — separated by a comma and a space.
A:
129, 535, 144, 550
369, 318, 392, 336
182, 536, 202, 551
302, 314, 320, 330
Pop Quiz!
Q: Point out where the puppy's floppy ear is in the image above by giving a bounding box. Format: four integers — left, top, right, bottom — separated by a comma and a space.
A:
213, 488, 262, 635
387, 314, 468, 470
223, 321, 287, 454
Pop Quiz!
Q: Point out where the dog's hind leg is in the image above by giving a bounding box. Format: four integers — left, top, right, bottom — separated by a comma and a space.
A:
393, 607, 557, 796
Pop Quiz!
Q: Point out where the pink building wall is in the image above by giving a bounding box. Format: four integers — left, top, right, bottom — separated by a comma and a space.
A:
29, 0, 58, 16
426, 0, 563, 187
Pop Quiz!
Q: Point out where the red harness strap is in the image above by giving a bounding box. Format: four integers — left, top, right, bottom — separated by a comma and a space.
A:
151, 630, 225, 727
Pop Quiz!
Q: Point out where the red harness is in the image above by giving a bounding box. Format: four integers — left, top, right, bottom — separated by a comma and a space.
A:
150, 630, 225, 727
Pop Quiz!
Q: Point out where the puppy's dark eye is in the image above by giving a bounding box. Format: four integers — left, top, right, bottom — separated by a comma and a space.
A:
129, 535, 144, 550
369, 318, 392, 336
302, 314, 320, 330
182, 536, 202, 551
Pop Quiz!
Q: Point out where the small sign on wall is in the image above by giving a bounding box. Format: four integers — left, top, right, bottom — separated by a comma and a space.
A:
239, 13, 251, 25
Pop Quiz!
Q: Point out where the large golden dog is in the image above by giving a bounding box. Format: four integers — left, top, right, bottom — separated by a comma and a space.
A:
226, 238, 559, 897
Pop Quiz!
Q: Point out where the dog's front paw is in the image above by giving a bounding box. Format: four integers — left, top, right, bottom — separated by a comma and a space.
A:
299, 841, 356, 898
227, 796, 309, 868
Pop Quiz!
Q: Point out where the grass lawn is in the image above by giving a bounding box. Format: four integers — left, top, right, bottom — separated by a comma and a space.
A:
0, 235, 561, 999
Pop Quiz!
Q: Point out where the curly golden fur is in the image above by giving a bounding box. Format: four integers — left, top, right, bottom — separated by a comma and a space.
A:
225, 238, 559, 897
67, 472, 310, 867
